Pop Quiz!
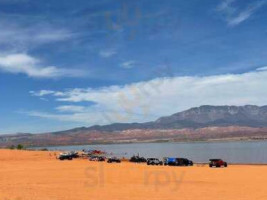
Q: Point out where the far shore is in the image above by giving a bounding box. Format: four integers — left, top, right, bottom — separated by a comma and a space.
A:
22, 137, 267, 149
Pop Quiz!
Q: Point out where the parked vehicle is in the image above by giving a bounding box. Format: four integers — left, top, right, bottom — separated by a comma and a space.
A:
58, 153, 73, 160
209, 159, 228, 168
177, 158, 194, 166
107, 157, 121, 163
58, 151, 79, 160
129, 155, 147, 163
69, 151, 79, 158
89, 156, 105, 162
147, 158, 163, 165
163, 157, 176, 166
163, 157, 193, 166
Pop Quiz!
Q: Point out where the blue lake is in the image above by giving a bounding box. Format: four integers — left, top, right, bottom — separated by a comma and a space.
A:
42, 140, 267, 164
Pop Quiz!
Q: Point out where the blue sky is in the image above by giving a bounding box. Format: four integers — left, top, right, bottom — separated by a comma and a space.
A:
1, 0, 267, 134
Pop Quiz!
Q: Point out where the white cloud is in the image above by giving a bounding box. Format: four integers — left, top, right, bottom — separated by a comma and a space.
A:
120, 60, 136, 69
216, 0, 266, 26
27, 111, 90, 123
217, 0, 236, 14
29, 68, 267, 125
0, 53, 86, 78
99, 49, 117, 58
0, 19, 73, 50
30, 90, 55, 96
56, 105, 87, 113
256, 66, 267, 71
27, 110, 108, 124
0, 17, 84, 79
30, 90, 64, 97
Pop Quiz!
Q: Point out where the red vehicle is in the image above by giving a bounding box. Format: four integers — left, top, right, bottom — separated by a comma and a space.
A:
209, 159, 228, 168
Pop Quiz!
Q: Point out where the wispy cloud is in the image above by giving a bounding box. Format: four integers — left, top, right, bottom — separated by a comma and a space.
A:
0, 14, 85, 78
256, 66, 267, 71
99, 49, 117, 58
216, 0, 266, 26
29, 68, 267, 125
0, 19, 74, 51
0, 53, 86, 78
30, 90, 56, 96
29, 90, 65, 97
120, 60, 136, 69
56, 105, 87, 113
27, 111, 93, 123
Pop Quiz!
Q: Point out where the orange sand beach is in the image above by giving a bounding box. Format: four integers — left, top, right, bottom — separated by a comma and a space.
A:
0, 149, 267, 200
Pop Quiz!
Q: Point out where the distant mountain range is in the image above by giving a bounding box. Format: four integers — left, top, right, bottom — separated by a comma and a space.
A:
81, 105, 267, 131
1, 105, 267, 147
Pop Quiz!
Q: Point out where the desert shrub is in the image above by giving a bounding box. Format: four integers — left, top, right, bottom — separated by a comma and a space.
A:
17, 144, 24, 150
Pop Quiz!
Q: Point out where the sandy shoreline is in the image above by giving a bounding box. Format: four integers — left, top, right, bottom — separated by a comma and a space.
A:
0, 150, 267, 200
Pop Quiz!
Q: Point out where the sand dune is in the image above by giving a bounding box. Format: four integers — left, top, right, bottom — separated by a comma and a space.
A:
0, 149, 266, 200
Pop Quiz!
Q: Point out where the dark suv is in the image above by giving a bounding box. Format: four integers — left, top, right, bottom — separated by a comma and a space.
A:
107, 157, 121, 163
164, 157, 193, 166
209, 159, 228, 168
58, 153, 73, 160
129, 155, 147, 163
176, 158, 193, 166
69, 151, 79, 158
147, 158, 163, 165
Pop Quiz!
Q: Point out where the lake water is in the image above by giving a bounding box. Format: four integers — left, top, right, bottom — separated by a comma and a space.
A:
43, 141, 267, 164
